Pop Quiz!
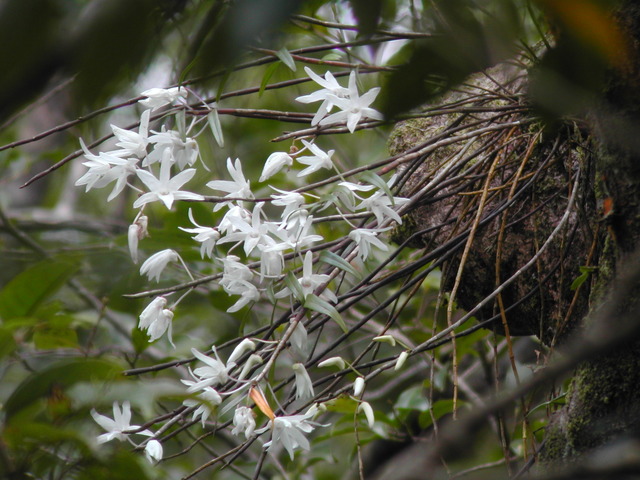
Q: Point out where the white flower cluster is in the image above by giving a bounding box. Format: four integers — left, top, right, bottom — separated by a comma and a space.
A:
84, 68, 408, 463
296, 67, 383, 133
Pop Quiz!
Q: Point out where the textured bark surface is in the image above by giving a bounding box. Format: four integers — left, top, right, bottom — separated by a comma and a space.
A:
389, 0, 640, 471
389, 61, 599, 345
542, 0, 640, 467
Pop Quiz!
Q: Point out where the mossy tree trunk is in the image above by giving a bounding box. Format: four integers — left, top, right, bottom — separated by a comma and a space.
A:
541, 1, 640, 467
387, 1, 640, 473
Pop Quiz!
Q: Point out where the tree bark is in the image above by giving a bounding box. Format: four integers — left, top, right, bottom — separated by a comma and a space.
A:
388, 1, 640, 473
541, 0, 640, 469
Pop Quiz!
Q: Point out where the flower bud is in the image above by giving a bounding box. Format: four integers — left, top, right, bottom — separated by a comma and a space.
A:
395, 351, 409, 371
373, 335, 396, 346
238, 354, 263, 381
227, 338, 257, 367
353, 377, 365, 397
318, 356, 346, 370
128, 224, 141, 264
358, 401, 375, 428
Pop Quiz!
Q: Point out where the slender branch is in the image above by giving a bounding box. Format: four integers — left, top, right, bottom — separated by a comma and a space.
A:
423, 247, 640, 471
290, 14, 438, 39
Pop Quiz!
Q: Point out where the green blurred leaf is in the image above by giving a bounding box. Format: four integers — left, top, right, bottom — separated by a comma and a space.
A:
285, 271, 305, 302
382, 0, 520, 118
535, 0, 628, 68
260, 62, 281, 96
394, 385, 429, 412
0, 326, 15, 359
0, 0, 65, 118
418, 399, 458, 429
132, 324, 150, 354
6, 419, 90, 452
324, 395, 358, 414
423, 269, 442, 290
4, 358, 121, 419
207, 108, 225, 148
3, 317, 40, 330
0, 258, 78, 320
68, 0, 172, 107
454, 328, 487, 359
184, 0, 304, 78
275, 47, 297, 72
319, 250, 361, 279
78, 451, 150, 480
349, 0, 382, 36
33, 325, 78, 349
305, 294, 346, 333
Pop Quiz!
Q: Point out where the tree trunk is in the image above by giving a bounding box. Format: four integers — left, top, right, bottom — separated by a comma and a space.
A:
541, 1, 640, 470
387, 1, 640, 474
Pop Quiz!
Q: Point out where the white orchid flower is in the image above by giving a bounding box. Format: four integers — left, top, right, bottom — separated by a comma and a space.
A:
292, 363, 314, 400
206, 158, 253, 211
139, 249, 179, 282
318, 71, 383, 133
349, 228, 389, 261
134, 149, 204, 210
144, 439, 163, 464
90, 401, 151, 444
260, 151, 293, 182
179, 209, 220, 259
296, 140, 335, 177
139, 86, 187, 111
231, 406, 256, 439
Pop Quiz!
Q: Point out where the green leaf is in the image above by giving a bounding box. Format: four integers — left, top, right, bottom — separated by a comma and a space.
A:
319, 250, 361, 279
528, 393, 567, 415
360, 170, 393, 199
131, 324, 150, 354
175, 108, 186, 137
0, 259, 78, 320
207, 109, 225, 147
418, 399, 458, 429
259, 62, 280, 96
79, 451, 150, 480
571, 266, 598, 290
33, 326, 78, 349
324, 395, 358, 414
5, 420, 90, 453
394, 385, 430, 412
4, 358, 121, 419
184, 0, 304, 77
304, 294, 347, 333
285, 271, 305, 302
0, 326, 15, 360
275, 47, 297, 71
321, 52, 343, 62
